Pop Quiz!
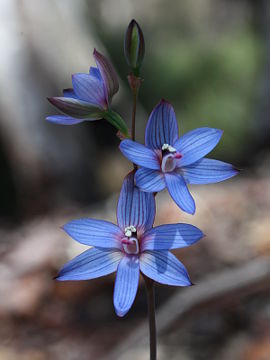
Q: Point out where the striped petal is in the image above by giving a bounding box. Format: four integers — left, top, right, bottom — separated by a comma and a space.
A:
117, 172, 155, 232
93, 49, 119, 104
145, 100, 179, 150
72, 73, 107, 108
165, 172, 195, 215
141, 224, 203, 251
113, 255, 140, 317
140, 251, 191, 286
47, 97, 103, 119
89, 66, 102, 81
62, 218, 122, 249
182, 158, 239, 184
57, 248, 123, 281
120, 140, 160, 170
46, 115, 84, 125
174, 127, 223, 167
135, 168, 166, 192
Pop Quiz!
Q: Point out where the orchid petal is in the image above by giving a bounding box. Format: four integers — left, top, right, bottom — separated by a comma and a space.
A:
93, 49, 119, 104
57, 248, 123, 281
135, 168, 166, 192
72, 73, 107, 108
182, 158, 239, 184
117, 172, 155, 232
145, 100, 179, 150
140, 251, 191, 286
47, 97, 103, 119
63, 218, 122, 249
89, 66, 102, 81
174, 127, 223, 167
113, 255, 140, 317
165, 172, 195, 214
120, 140, 160, 170
63, 88, 77, 99
141, 224, 203, 251
46, 115, 84, 125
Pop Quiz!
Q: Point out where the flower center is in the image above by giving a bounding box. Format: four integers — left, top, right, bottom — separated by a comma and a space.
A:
161, 144, 182, 173
122, 226, 139, 254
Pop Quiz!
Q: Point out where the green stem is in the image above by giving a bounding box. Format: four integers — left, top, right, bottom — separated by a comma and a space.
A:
143, 275, 157, 360
131, 90, 137, 141
103, 109, 129, 137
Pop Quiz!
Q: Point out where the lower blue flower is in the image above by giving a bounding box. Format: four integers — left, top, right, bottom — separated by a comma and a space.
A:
56, 172, 203, 317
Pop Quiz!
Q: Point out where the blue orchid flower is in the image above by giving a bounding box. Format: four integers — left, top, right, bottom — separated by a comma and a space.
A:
46, 49, 129, 135
57, 172, 203, 317
47, 49, 119, 125
119, 100, 239, 215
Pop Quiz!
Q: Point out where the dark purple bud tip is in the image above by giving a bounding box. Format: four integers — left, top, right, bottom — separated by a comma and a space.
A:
124, 19, 145, 73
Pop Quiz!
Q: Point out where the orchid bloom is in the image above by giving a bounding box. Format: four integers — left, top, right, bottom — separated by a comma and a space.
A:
46, 49, 119, 125
120, 100, 239, 214
57, 172, 203, 316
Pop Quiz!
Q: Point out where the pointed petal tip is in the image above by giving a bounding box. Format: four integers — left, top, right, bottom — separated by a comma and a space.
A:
47, 97, 55, 104
60, 224, 66, 232
93, 48, 102, 59
115, 308, 127, 317
160, 98, 170, 104
157, 98, 172, 107
186, 204, 196, 215
216, 129, 224, 138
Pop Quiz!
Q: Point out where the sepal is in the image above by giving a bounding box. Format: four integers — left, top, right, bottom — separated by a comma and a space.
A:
47, 97, 103, 119
93, 49, 119, 103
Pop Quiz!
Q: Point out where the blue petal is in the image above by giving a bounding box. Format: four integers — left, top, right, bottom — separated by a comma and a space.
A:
117, 172, 155, 232
63, 88, 77, 98
47, 97, 103, 119
72, 73, 107, 108
145, 100, 179, 150
135, 168, 166, 192
174, 128, 223, 167
141, 224, 203, 251
46, 115, 84, 125
165, 172, 195, 215
63, 218, 122, 249
113, 255, 140, 317
120, 140, 160, 170
140, 251, 191, 286
89, 66, 102, 81
57, 248, 123, 281
182, 158, 239, 184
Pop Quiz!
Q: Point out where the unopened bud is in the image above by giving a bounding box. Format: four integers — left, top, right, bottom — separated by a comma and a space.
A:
124, 19, 145, 74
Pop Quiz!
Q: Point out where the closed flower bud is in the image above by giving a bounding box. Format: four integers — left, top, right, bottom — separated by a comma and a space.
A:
124, 19, 145, 74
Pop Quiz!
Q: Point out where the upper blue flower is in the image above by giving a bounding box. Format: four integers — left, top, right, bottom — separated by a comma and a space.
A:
56, 172, 203, 317
119, 100, 239, 215
46, 49, 119, 125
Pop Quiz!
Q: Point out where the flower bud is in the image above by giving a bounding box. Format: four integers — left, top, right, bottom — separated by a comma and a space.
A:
124, 19, 145, 74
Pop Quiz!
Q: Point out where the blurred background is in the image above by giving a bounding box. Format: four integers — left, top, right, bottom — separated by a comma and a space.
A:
0, 0, 270, 359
